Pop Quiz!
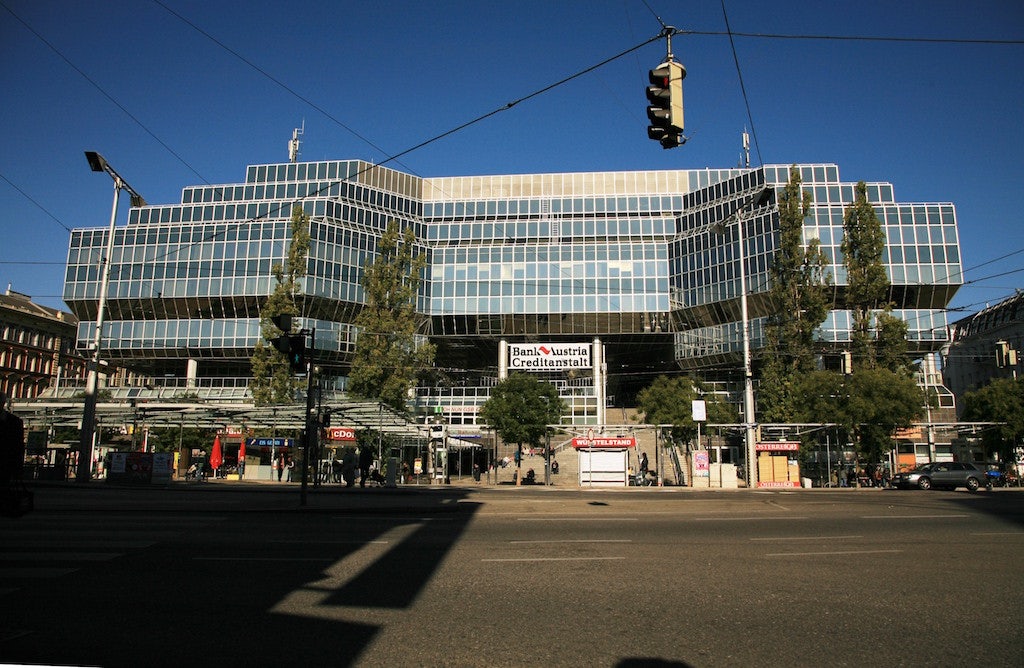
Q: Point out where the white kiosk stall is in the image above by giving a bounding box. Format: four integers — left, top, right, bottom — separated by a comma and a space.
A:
573, 436, 637, 487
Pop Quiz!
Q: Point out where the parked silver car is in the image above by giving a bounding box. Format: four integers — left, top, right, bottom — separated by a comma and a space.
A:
891, 462, 991, 492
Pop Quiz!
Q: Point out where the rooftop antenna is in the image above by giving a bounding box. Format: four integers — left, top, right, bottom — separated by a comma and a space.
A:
288, 121, 305, 163
742, 129, 750, 168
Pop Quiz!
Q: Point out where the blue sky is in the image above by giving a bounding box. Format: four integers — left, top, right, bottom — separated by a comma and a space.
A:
1, 0, 1022, 317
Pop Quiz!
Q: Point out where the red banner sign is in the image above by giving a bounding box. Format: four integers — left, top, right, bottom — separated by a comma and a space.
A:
326, 427, 357, 441
755, 441, 800, 451
571, 437, 637, 449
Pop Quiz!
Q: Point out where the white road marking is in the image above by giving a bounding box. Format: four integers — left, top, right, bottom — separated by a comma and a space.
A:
510, 539, 632, 544
765, 549, 902, 557
482, 556, 627, 562
860, 514, 969, 519
751, 535, 862, 541
695, 516, 808, 521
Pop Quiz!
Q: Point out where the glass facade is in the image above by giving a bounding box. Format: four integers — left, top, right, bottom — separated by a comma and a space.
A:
63, 159, 961, 420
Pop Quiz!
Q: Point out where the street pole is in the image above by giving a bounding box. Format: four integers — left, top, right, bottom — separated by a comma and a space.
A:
299, 326, 315, 506
77, 152, 146, 483
736, 210, 757, 490
544, 428, 551, 486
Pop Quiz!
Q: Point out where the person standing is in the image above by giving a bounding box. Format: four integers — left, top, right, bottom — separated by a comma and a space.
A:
342, 448, 357, 487
1, 391, 26, 486
359, 446, 374, 488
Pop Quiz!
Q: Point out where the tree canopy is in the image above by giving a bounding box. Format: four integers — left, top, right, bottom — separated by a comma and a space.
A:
793, 367, 925, 463
348, 221, 435, 413
250, 205, 309, 406
636, 375, 737, 446
478, 373, 564, 454
758, 166, 832, 421
961, 377, 1024, 458
842, 181, 891, 368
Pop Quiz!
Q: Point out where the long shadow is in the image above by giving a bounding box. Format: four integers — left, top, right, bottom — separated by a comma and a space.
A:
932, 487, 1024, 527
0, 487, 480, 667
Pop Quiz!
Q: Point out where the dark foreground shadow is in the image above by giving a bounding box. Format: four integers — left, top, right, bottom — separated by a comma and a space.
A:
0, 488, 480, 667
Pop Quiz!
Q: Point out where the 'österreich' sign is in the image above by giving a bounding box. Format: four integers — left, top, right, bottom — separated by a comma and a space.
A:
509, 343, 591, 370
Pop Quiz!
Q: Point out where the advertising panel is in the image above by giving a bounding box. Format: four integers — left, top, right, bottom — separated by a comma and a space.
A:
508, 343, 591, 371
694, 450, 710, 477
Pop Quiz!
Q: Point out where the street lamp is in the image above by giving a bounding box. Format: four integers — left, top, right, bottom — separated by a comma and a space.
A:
717, 188, 769, 489
76, 152, 146, 483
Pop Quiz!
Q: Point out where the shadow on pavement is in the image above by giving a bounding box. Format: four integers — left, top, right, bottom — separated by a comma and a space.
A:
0, 485, 480, 667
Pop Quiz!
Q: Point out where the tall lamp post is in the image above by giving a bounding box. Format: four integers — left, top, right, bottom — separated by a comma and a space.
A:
76, 152, 146, 483
718, 188, 768, 490
735, 210, 757, 490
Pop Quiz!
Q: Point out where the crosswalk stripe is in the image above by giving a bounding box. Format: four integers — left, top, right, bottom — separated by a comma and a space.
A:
0, 553, 121, 561
6, 540, 155, 549
0, 568, 78, 578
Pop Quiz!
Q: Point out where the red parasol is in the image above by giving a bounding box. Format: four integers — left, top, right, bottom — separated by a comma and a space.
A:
238, 439, 246, 463
210, 433, 223, 472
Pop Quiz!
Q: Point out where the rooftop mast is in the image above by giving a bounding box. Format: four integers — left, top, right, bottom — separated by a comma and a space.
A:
288, 122, 304, 163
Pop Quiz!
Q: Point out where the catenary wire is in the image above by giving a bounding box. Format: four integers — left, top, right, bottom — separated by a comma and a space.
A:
2, 0, 1018, 330
720, 1, 762, 166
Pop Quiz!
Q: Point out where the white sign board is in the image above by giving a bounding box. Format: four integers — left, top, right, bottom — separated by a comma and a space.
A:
692, 400, 707, 422
508, 343, 591, 371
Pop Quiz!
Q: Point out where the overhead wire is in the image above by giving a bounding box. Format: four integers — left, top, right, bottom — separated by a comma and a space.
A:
2, 0, 1019, 333
719, 0, 762, 166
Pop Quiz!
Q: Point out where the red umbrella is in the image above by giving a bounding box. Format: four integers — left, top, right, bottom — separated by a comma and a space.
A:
210, 433, 223, 472
237, 439, 246, 463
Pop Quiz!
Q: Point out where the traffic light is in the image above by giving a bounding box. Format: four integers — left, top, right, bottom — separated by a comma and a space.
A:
271, 313, 292, 333
271, 333, 307, 373
646, 60, 686, 149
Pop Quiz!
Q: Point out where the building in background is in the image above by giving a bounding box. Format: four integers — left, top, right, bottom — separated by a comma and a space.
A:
0, 288, 86, 399
943, 291, 1023, 412
61, 159, 962, 427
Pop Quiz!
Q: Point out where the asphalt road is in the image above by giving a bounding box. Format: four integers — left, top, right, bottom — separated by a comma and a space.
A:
1, 483, 1022, 667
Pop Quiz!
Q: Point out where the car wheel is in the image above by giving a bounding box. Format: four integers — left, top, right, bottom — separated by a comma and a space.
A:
966, 477, 980, 492
918, 477, 932, 490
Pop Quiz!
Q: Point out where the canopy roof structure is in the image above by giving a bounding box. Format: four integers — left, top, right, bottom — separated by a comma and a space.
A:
11, 398, 425, 438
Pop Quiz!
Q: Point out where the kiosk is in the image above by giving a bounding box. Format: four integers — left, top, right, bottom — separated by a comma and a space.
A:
572, 436, 637, 487
756, 441, 802, 488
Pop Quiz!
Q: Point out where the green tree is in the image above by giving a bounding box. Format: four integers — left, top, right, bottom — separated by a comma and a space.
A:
842, 181, 890, 369
348, 221, 435, 413
795, 367, 925, 471
759, 166, 833, 421
636, 375, 737, 447
250, 205, 310, 406
146, 425, 218, 455
478, 373, 564, 482
874, 309, 911, 373
961, 377, 1024, 459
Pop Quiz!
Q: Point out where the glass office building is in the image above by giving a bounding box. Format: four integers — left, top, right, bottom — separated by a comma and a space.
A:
63, 159, 961, 424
